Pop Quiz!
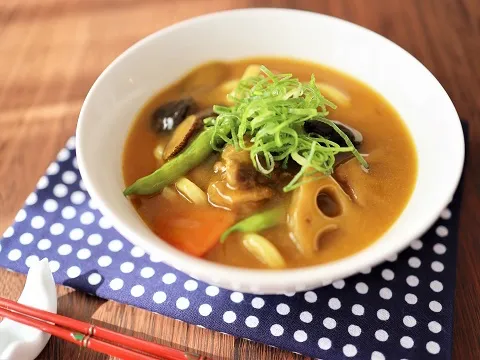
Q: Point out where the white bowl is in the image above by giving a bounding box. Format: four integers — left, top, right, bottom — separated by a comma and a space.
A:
76, 8, 464, 294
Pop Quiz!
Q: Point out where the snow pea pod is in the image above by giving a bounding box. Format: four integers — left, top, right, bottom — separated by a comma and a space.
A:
123, 128, 214, 196
220, 207, 285, 242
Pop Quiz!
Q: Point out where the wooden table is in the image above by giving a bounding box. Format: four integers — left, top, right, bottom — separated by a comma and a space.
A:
0, 0, 479, 359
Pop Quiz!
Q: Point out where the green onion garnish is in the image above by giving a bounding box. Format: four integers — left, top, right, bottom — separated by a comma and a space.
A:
206, 66, 369, 192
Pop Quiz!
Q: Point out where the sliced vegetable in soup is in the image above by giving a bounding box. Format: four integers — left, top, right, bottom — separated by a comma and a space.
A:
123, 58, 417, 269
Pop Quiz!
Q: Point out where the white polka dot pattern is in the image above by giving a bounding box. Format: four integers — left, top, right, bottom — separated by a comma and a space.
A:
50, 223, 64, 236
222, 310, 236, 323
37, 239, 52, 250
0, 138, 462, 359
270, 324, 283, 336
375, 329, 389, 342
299, 311, 312, 323
25, 255, 40, 268
405, 293, 418, 305
406, 275, 420, 287
323, 317, 336, 329
251, 297, 264, 309
69, 228, 84, 241
88, 273, 102, 285
355, 282, 368, 294
318, 337, 331, 350
110, 278, 124, 291
206, 286, 220, 297
328, 297, 341, 310
77, 248, 91, 260
176, 297, 190, 310
428, 321, 442, 333
352, 304, 365, 316
377, 309, 390, 321
199, 304, 212, 317
153, 291, 166, 304
97, 255, 112, 267
403, 315, 417, 327
58, 244, 72, 256
400, 336, 414, 349
379, 287, 392, 300
15, 209, 27, 222
141, 267, 155, 279
120, 262, 135, 273
381, 269, 394, 281
130, 285, 145, 297
293, 330, 307, 342
162, 273, 176, 284
332, 279, 345, 289
371, 350, 385, 360
67, 266, 81, 278
343, 344, 357, 357
426, 340, 441, 354
245, 315, 259, 328
230, 292, 244, 303
304, 291, 317, 303
348, 324, 361, 337
19, 233, 34, 245
272, 303, 288, 315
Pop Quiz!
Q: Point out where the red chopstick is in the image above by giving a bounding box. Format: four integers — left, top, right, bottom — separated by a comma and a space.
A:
0, 297, 211, 360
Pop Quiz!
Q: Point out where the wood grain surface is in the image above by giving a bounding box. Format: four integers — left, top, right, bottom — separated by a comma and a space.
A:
0, 0, 479, 359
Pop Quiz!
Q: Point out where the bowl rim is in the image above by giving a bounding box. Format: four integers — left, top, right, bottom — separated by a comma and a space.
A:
76, 8, 465, 290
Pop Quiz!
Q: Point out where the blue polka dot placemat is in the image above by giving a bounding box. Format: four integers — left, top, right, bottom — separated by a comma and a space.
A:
0, 123, 467, 360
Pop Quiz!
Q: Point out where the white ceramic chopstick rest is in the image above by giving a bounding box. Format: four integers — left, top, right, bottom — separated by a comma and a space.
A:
0, 258, 57, 360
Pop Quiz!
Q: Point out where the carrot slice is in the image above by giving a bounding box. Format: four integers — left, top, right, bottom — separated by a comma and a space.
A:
154, 200, 235, 257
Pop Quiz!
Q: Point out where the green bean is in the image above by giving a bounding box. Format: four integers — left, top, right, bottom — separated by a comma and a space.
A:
220, 207, 285, 243
123, 128, 214, 196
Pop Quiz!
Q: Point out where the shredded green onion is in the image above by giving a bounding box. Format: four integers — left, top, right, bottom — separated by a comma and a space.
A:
205, 65, 369, 192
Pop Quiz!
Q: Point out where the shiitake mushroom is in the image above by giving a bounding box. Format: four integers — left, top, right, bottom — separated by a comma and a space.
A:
162, 108, 216, 161
150, 97, 197, 133
304, 119, 363, 147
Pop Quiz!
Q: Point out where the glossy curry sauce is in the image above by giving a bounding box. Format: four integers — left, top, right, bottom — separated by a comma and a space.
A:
123, 57, 417, 269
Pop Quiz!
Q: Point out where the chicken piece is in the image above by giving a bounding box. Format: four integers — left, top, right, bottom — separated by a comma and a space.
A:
207, 145, 276, 211
220, 145, 257, 189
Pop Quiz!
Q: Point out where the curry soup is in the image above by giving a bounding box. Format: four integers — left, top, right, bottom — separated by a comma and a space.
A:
123, 58, 417, 269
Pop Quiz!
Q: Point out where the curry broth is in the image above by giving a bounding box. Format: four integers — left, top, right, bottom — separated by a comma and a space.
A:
123, 57, 417, 269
